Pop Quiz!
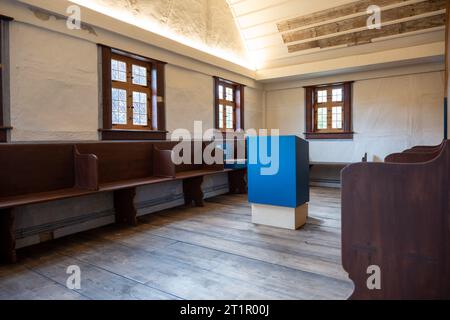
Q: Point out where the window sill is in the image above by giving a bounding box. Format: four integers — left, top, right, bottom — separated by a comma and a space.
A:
99, 129, 167, 141
0, 126, 12, 143
305, 132, 354, 140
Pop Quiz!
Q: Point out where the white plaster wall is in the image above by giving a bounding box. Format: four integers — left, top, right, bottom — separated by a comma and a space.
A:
8, 23, 265, 142
165, 64, 214, 138
9, 22, 99, 141
266, 71, 444, 162
166, 65, 265, 137
245, 86, 264, 131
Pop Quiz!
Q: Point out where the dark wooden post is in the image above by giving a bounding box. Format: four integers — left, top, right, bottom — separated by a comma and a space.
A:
183, 176, 204, 207
114, 188, 138, 226
228, 169, 247, 194
0, 208, 16, 264
445, 0, 450, 139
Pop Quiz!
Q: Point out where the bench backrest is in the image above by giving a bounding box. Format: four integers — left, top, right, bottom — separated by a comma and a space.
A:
76, 142, 155, 184
0, 144, 75, 197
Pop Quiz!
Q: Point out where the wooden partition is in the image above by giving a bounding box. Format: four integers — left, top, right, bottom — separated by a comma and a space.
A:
341, 140, 450, 299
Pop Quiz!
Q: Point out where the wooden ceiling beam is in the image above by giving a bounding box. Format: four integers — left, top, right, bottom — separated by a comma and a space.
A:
287, 13, 445, 53
283, 0, 446, 44
277, 0, 412, 32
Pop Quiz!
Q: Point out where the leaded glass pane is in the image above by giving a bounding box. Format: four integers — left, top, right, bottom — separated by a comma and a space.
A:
226, 105, 234, 129
317, 90, 327, 103
111, 88, 127, 125
132, 65, 147, 86
317, 107, 327, 129
332, 106, 343, 129
332, 88, 343, 102
218, 104, 224, 129
111, 59, 127, 82
226, 87, 234, 102
132, 91, 148, 126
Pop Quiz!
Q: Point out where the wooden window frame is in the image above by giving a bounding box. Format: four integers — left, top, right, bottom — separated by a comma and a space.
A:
214, 77, 244, 132
100, 45, 167, 140
0, 15, 13, 143
304, 82, 353, 140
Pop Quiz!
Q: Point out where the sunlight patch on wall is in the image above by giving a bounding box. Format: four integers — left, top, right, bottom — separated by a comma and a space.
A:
69, 0, 255, 70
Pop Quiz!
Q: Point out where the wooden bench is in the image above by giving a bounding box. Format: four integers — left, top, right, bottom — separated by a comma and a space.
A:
341, 140, 450, 299
385, 141, 445, 163
0, 141, 247, 263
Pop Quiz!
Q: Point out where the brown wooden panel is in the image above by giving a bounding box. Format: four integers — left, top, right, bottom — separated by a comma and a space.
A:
282, 0, 446, 43
305, 132, 354, 140
305, 87, 314, 134
156, 62, 166, 132
76, 142, 154, 184
385, 142, 445, 162
288, 14, 445, 53
183, 176, 204, 207
101, 45, 112, 130
0, 188, 96, 210
385, 151, 442, 163
236, 84, 245, 130
114, 188, 137, 226
0, 144, 75, 197
447, 0, 450, 101
278, 0, 411, 32
0, 208, 16, 263
407, 141, 445, 152
343, 82, 352, 133
341, 141, 450, 299
0, 18, 12, 142
100, 129, 167, 141
153, 146, 176, 178
0, 20, 3, 133
0, 128, 7, 143
74, 146, 99, 191
228, 169, 247, 194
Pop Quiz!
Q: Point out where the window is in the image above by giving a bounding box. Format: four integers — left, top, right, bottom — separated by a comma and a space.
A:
214, 77, 244, 131
110, 53, 151, 130
100, 46, 167, 140
304, 82, 353, 139
0, 15, 13, 143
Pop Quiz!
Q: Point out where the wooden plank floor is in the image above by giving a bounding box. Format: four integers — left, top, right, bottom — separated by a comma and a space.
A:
0, 187, 353, 300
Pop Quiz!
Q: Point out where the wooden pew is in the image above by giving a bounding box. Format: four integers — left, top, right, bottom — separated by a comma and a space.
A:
384, 148, 444, 163
0, 140, 245, 263
0, 144, 96, 263
341, 140, 450, 299
406, 141, 445, 153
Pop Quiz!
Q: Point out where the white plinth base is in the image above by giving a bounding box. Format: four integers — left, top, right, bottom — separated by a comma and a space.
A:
251, 203, 308, 230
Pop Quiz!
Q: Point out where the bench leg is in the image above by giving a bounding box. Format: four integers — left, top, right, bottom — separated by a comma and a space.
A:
0, 209, 16, 264
183, 176, 204, 207
228, 169, 247, 194
114, 188, 138, 226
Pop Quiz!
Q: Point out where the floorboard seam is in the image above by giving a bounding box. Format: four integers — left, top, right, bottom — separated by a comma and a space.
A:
53, 250, 186, 300
24, 265, 93, 300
